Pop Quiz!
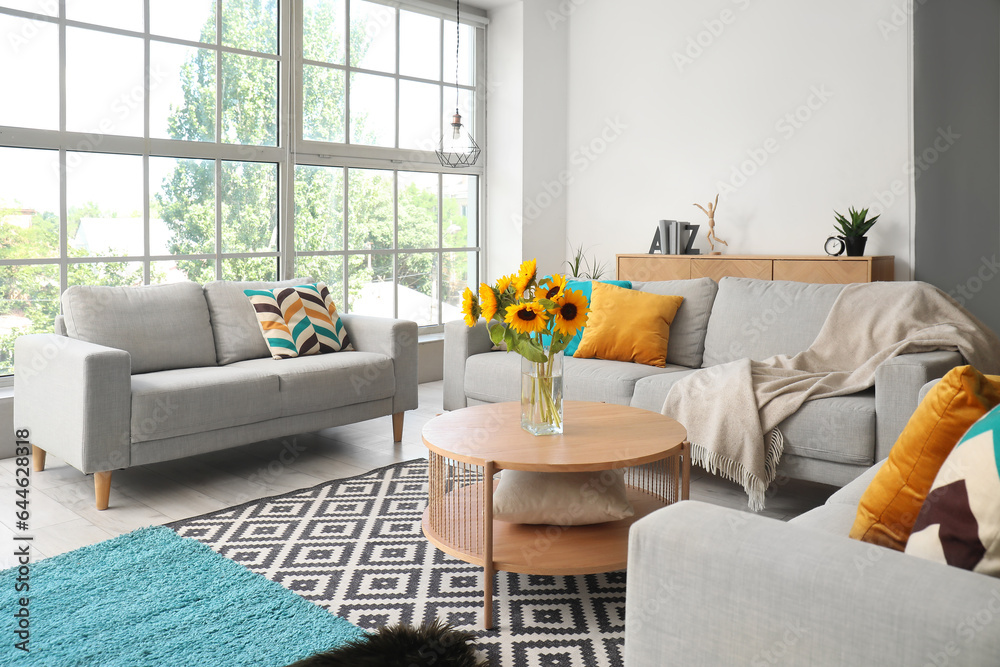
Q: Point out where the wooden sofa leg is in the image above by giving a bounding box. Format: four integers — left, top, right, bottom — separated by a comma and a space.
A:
32, 446, 46, 472
392, 412, 404, 443
94, 472, 112, 511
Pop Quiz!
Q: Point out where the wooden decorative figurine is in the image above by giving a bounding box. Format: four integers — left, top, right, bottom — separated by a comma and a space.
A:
694, 194, 728, 254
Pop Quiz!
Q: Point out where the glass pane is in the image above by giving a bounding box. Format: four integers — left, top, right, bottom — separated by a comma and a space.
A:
349, 0, 395, 73
66, 0, 143, 32
222, 256, 276, 281
0, 1, 57, 15
442, 250, 475, 323
400, 10, 439, 80
444, 20, 474, 86
151, 42, 216, 142
0, 147, 60, 259
302, 65, 345, 143
67, 152, 143, 257
442, 174, 477, 248
294, 255, 344, 308
67, 261, 144, 287
347, 168, 393, 251
222, 0, 277, 54
66, 28, 145, 137
221, 161, 277, 253
0, 16, 58, 130
398, 80, 440, 151
397, 252, 437, 326
295, 165, 344, 252
303, 0, 345, 65
443, 86, 474, 141
0, 263, 59, 376
150, 157, 216, 262
347, 255, 392, 318
222, 52, 277, 146
150, 0, 216, 43
350, 72, 395, 147
397, 172, 437, 250
151, 258, 213, 284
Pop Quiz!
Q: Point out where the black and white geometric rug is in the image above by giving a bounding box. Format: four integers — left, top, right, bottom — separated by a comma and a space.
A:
169, 459, 626, 667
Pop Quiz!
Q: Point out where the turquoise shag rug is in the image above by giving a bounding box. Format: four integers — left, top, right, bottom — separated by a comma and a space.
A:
1, 526, 365, 666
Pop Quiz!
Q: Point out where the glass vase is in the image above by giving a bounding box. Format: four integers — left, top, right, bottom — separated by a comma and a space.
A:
520, 348, 564, 436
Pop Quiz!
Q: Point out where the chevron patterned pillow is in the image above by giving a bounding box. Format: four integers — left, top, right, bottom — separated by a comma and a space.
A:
244, 283, 351, 359
905, 403, 1000, 577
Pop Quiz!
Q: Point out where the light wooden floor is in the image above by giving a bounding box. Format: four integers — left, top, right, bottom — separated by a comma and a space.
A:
0, 381, 835, 568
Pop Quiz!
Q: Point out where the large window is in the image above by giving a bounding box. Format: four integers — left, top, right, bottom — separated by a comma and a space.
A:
0, 0, 486, 377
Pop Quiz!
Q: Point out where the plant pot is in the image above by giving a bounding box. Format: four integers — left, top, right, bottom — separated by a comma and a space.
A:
843, 236, 867, 257
520, 348, 564, 436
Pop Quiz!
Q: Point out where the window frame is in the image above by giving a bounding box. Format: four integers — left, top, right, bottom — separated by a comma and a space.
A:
0, 0, 488, 383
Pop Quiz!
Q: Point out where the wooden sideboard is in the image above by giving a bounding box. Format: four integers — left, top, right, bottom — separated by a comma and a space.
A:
616, 254, 894, 284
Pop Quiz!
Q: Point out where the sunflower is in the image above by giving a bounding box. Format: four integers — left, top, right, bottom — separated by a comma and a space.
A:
538, 274, 568, 302
504, 300, 549, 335
479, 282, 499, 321
513, 258, 537, 298
552, 289, 590, 337
460, 287, 480, 327
495, 273, 515, 295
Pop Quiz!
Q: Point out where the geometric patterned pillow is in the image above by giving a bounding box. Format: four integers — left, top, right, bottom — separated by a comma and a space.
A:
295, 282, 352, 352
905, 403, 1000, 577
243, 282, 351, 359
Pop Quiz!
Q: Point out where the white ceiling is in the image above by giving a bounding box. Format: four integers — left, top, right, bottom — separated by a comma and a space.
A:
463, 0, 519, 10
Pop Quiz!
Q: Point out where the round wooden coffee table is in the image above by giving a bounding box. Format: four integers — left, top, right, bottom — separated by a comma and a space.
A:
421, 401, 689, 629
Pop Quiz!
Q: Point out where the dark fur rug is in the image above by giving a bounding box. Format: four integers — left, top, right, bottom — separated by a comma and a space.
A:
286, 619, 490, 667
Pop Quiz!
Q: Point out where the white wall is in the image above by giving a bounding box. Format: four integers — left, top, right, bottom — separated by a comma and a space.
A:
564, 0, 913, 279
485, 0, 570, 281
485, 2, 524, 280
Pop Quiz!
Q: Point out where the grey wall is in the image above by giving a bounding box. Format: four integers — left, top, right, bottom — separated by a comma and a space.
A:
914, 0, 1000, 334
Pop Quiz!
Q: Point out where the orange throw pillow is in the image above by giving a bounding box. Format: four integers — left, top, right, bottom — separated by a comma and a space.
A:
850, 365, 1000, 550
574, 282, 683, 368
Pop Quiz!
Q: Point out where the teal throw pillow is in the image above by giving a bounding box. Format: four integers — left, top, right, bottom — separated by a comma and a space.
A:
543, 279, 632, 356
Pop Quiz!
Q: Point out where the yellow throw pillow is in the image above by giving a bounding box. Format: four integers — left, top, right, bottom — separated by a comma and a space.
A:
850, 365, 1000, 550
574, 282, 684, 368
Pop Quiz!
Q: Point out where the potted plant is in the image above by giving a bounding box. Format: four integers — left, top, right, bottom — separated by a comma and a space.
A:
833, 207, 880, 256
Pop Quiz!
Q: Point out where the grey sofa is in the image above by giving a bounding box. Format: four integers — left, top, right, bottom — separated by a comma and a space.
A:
14, 279, 418, 509
444, 277, 964, 487
625, 461, 1000, 665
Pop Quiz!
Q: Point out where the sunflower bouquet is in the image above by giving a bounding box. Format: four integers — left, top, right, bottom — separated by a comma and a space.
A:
460, 258, 590, 434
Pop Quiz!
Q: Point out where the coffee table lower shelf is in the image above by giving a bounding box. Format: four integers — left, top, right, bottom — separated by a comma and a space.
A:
421, 483, 667, 576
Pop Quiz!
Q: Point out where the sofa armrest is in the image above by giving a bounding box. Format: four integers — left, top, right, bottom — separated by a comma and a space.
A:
875, 350, 964, 460
443, 318, 493, 410
13, 334, 131, 473
340, 315, 418, 413
626, 501, 1000, 667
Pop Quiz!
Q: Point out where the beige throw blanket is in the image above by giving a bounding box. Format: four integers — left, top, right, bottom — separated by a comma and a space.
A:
661, 282, 1000, 511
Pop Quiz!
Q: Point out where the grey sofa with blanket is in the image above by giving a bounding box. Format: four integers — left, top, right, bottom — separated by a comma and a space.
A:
624, 461, 1000, 665
14, 279, 418, 509
444, 277, 964, 488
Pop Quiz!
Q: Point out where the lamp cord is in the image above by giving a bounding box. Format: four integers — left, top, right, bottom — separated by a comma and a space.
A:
454, 0, 460, 112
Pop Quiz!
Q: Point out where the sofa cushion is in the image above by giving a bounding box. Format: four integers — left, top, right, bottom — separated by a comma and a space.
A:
204, 277, 313, 365
778, 390, 876, 466
629, 370, 700, 412
464, 352, 683, 405
228, 352, 395, 417
632, 277, 717, 369
62, 282, 217, 374
130, 366, 281, 443
702, 278, 845, 367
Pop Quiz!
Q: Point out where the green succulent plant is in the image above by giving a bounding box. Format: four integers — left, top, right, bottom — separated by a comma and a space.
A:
833, 207, 880, 238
